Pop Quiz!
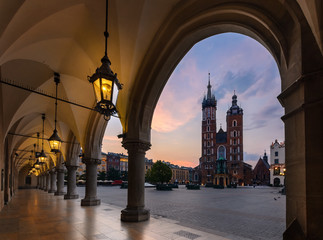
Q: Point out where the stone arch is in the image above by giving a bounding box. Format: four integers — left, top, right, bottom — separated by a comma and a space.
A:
124, 0, 302, 141
121, 0, 323, 236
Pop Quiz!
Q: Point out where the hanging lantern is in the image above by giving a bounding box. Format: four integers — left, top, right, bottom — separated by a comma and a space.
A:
88, 0, 122, 119
48, 72, 62, 152
38, 114, 47, 163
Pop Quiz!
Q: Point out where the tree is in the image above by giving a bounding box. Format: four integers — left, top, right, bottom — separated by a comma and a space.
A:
148, 160, 172, 184
107, 167, 120, 180
97, 171, 106, 181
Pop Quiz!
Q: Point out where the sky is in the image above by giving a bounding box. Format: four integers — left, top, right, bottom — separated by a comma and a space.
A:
103, 33, 285, 168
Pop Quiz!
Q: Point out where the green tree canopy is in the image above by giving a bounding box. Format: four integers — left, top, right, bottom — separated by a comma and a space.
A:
147, 160, 172, 184
107, 167, 120, 180
97, 171, 106, 181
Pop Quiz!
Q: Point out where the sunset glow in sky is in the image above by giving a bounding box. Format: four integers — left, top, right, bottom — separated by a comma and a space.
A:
103, 33, 285, 168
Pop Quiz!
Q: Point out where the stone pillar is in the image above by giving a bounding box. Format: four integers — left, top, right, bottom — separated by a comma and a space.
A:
39, 175, 44, 189
279, 72, 323, 239
48, 169, 57, 193
64, 165, 79, 199
55, 168, 66, 196
121, 140, 151, 222
46, 172, 51, 192
37, 176, 40, 189
43, 173, 48, 191
81, 158, 100, 206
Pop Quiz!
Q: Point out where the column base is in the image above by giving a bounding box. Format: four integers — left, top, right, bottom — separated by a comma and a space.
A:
121, 207, 150, 222
54, 191, 66, 196
81, 198, 100, 206
64, 194, 79, 199
48, 190, 56, 193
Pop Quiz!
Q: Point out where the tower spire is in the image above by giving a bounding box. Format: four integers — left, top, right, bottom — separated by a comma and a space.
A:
207, 72, 212, 99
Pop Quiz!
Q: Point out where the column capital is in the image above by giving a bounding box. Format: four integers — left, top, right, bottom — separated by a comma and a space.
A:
82, 158, 101, 165
65, 165, 78, 170
122, 139, 151, 153
56, 168, 65, 173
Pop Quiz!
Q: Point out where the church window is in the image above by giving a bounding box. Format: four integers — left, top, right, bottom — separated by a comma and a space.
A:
238, 131, 240, 136
233, 131, 237, 137
218, 146, 226, 159
212, 109, 215, 119
207, 141, 210, 147
230, 156, 232, 161
275, 151, 278, 156
211, 133, 213, 138
274, 159, 279, 164
233, 139, 236, 145
238, 147, 240, 153
204, 134, 206, 139
204, 150, 206, 155
232, 120, 237, 127
238, 138, 240, 144
230, 147, 232, 153
238, 155, 240, 161
207, 126, 210, 132
211, 141, 213, 146
211, 149, 214, 154
207, 149, 210, 155
207, 133, 210, 139
233, 155, 236, 161
230, 139, 232, 145
207, 119, 210, 125
204, 142, 206, 147
208, 109, 210, 117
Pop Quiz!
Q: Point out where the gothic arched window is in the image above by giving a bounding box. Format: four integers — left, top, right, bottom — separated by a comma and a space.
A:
218, 146, 226, 159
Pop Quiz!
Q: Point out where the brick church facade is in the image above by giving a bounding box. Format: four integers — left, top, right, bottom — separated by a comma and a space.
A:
198, 75, 252, 186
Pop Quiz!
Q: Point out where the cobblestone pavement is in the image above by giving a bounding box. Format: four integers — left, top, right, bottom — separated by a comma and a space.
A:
77, 185, 285, 240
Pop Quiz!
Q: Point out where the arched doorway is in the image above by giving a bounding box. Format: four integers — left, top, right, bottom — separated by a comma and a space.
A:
274, 177, 281, 187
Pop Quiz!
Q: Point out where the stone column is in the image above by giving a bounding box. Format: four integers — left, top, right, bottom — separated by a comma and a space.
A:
279, 71, 323, 239
39, 175, 44, 190
121, 140, 151, 222
48, 169, 57, 193
64, 165, 79, 199
46, 172, 51, 192
81, 158, 100, 206
37, 176, 40, 189
43, 173, 48, 191
55, 168, 66, 196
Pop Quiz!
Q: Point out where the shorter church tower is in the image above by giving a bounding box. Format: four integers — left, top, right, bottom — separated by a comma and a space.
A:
226, 93, 244, 184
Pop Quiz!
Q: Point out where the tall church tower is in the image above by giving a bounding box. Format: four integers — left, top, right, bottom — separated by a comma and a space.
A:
226, 93, 244, 184
200, 73, 217, 184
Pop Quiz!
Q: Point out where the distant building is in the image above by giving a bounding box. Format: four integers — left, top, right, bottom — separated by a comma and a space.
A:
106, 152, 121, 171
119, 155, 128, 172
199, 75, 251, 186
161, 161, 190, 184
145, 158, 153, 174
270, 140, 285, 186
253, 152, 270, 185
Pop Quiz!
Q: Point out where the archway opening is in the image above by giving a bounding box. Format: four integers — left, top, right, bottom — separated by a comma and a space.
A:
145, 32, 285, 239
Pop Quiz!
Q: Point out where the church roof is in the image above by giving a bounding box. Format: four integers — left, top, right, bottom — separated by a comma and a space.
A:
216, 128, 227, 143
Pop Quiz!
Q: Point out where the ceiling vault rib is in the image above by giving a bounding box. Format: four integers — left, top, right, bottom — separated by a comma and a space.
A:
0, 78, 95, 111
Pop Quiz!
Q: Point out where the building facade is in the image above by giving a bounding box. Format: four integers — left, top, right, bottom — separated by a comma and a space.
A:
270, 140, 285, 186
199, 75, 249, 186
